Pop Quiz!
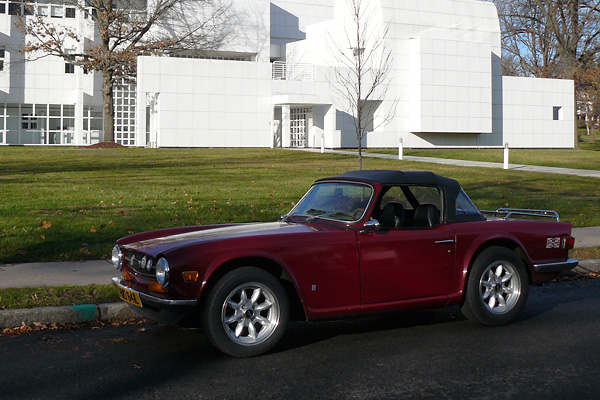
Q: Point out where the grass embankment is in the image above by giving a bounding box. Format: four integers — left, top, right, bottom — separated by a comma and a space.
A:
1, 147, 600, 264
0, 285, 118, 310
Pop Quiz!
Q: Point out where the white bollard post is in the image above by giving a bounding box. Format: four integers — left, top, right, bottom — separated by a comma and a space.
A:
321, 132, 325, 154
398, 138, 403, 160
503, 142, 509, 170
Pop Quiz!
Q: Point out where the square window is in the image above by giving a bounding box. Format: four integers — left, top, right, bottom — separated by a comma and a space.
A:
65, 63, 75, 74
553, 106, 562, 121
51, 5, 63, 18
65, 7, 75, 18
9, 2, 20, 15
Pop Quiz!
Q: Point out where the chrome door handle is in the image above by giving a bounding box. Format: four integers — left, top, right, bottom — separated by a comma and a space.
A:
435, 239, 455, 244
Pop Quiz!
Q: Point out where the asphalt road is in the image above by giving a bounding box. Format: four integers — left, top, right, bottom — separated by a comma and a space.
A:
1, 279, 599, 400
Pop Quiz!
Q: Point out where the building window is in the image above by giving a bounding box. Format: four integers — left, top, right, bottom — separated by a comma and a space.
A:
65, 6, 75, 18
114, 80, 137, 146
65, 49, 75, 74
8, 2, 21, 15
51, 5, 63, 18
0, 3, 5, 14
0, 47, 5, 71
37, 5, 48, 16
553, 106, 562, 121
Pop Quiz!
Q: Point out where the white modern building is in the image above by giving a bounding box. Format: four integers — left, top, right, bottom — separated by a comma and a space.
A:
1, 0, 575, 148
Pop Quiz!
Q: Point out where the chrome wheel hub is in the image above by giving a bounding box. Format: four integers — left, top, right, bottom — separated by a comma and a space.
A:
479, 262, 521, 314
221, 282, 280, 346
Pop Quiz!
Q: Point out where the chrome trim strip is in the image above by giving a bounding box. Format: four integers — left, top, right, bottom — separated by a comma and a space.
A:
435, 239, 455, 244
112, 277, 198, 307
533, 258, 579, 273
481, 208, 560, 222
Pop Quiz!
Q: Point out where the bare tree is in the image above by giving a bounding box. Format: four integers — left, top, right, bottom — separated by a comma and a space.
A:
16, 0, 231, 143
493, 0, 600, 148
328, 0, 396, 169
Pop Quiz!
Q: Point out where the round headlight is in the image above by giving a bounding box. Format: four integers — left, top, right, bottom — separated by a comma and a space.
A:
112, 245, 123, 270
156, 257, 170, 287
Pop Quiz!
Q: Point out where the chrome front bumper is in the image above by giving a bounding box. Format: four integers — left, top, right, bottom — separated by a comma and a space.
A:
112, 276, 198, 325
533, 258, 579, 274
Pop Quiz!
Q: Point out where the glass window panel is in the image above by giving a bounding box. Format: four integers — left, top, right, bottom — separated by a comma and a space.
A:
65, 7, 75, 18
51, 5, 63, 17
38, 5, 48, 16
90, 119, 103, 130
34, 104, 48, 116
63, 105, 75, 117
0, 4, 6, 14
9, 2, 21, 15
63, 118, 75, 129
49, 104, 61, 116
49, 118, 61, 130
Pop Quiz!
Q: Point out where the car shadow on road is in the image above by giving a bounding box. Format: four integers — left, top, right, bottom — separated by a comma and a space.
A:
272, 306, 466, 354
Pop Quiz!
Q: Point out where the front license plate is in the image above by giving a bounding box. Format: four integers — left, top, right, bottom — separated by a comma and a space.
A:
118, 286, 142, 307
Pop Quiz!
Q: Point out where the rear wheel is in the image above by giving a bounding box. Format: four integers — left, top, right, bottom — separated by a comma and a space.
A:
201, 267, 289, 357
461, 247, 529, 326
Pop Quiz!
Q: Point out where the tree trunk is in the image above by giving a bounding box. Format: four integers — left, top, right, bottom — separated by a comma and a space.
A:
358, 136, 363, 170
102, 72, 115, 143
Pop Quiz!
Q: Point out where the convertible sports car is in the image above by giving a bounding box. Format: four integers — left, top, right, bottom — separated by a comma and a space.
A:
112, 170, 577, 357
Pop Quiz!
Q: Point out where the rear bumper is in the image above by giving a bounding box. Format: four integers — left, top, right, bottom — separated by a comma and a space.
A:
533, 258, 579, 274
112, 276, 198, 325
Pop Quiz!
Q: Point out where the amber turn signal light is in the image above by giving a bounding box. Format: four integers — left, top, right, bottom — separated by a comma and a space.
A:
149, 281, 168, 294
124, 271, 133, 283
182, 271, 199, 283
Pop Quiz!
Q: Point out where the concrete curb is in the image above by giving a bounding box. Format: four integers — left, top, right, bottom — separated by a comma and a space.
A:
576, 259, 600, 274
0, 302, 141, 329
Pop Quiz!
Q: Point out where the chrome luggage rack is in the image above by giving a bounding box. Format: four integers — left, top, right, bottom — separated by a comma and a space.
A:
480, 208, 560, 222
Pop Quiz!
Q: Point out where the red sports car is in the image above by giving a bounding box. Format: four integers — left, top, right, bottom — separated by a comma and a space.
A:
112, 170, 577, 357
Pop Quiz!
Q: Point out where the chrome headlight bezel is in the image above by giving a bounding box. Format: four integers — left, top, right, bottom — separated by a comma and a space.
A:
112, 245, 123, 270
156, 257, 170, 287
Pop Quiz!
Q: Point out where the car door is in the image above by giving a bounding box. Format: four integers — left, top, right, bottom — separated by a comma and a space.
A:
358, 185, 456, 304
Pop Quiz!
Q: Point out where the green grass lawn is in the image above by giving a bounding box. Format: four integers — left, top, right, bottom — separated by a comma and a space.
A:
0, 285, 118, 310
1, 147, 600, 264
367, 131, 600, 170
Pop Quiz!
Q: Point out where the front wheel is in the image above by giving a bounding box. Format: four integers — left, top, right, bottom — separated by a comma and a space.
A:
461, 247, 529, 326
201, 267, 289, 357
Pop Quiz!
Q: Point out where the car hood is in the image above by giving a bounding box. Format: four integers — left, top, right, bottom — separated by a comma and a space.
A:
121, 221, 321, 257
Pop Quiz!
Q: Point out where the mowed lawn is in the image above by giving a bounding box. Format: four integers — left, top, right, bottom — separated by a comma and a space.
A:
368, 134, 600, 171
1, 147, 600, 264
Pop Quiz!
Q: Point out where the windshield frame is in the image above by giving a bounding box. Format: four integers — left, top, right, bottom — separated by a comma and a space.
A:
286, 180, 376, 224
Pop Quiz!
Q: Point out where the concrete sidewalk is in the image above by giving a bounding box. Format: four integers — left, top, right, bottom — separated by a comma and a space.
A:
293, 148, 600, 179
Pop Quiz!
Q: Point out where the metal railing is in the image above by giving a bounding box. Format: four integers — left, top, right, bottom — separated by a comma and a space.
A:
480, 208, 560, 222
272, 61, 315, 81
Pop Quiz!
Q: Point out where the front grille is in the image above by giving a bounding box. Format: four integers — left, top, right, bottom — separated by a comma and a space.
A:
125, 250, 155, 277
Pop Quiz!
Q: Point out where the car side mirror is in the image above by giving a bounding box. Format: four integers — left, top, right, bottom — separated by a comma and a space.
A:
361, 219, 380, 234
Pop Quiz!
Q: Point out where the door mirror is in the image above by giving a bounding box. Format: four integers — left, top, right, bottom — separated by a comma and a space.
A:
361, 219, 380, 234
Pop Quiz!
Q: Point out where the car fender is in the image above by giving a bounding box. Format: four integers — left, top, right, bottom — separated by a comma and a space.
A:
449, 231, 531, 304
198, 250, 309, 314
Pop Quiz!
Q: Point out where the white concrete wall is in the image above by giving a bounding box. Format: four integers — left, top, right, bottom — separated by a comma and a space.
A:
502, 76, 575, 148
137, 56, 273, 147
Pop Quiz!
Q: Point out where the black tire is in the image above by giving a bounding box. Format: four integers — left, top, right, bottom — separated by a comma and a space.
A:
201, 267, 289, 357
461, 246, 529, 326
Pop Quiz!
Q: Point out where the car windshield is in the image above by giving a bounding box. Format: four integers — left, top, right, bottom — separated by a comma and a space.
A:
288, 182, 373, 222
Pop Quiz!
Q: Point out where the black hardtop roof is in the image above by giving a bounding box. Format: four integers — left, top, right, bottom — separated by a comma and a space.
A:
317, 170, 460, 189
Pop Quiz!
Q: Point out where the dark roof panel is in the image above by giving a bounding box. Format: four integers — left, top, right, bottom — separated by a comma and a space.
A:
317, 170, 456, 187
